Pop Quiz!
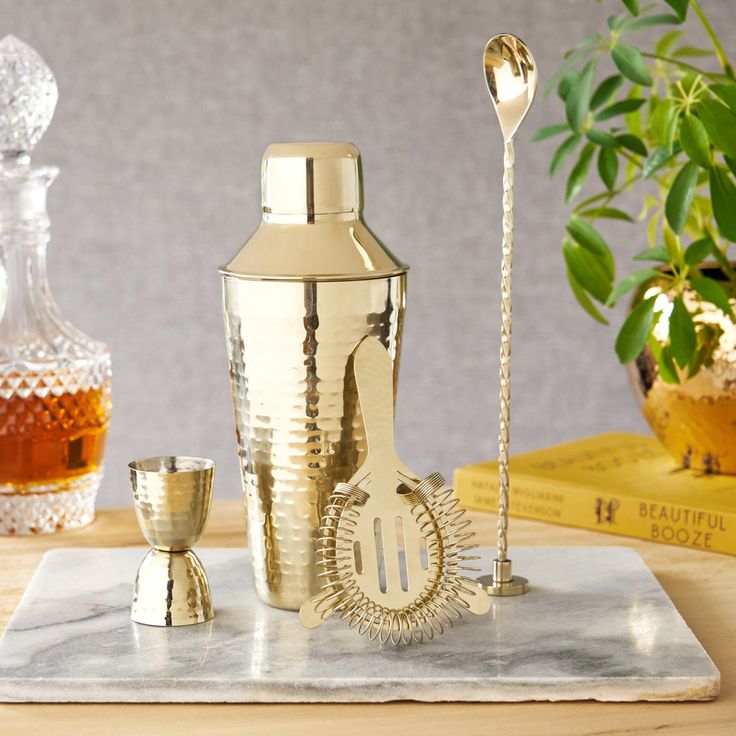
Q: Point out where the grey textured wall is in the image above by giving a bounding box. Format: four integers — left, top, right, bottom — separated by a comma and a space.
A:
3, 0, 733, 507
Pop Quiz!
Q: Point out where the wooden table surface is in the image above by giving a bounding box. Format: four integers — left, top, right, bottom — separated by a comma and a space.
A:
0, 500, 733, 735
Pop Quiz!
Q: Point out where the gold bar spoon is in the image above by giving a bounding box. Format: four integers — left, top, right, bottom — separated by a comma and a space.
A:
478, 34, 538, 596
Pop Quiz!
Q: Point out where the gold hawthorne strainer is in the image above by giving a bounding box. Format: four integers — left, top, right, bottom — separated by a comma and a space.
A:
299, 337, 490, 644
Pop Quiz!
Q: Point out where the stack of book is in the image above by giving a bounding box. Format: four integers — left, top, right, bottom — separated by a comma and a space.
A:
453, 433, 736, 555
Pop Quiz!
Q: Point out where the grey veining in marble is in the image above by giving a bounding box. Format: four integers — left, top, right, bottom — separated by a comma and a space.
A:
0, 547, 719, 703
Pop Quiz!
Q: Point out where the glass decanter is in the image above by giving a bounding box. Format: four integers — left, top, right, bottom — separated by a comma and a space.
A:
0, 36, 111, 534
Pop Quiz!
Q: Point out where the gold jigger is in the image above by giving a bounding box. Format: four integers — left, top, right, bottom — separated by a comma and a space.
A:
129, 456, 215, 626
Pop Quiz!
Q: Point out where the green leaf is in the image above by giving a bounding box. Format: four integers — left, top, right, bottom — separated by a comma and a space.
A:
532, 123, 571, 142
566, 62, 596, 131
646, 208, 661, 246
621, 13, 680, 31
655, 30, 682, 56
680, 72, 701, 95
634, 246, 670, 263
606, 268, 659, 307
665, 161, 699, 234
663, 222, 683, 264
672, 45, 714, 59
663, 0, 688, 21
687, 326, 716, 379
566, 219, 615, 278
684, 237, 714, 266
550, 134, 581, 177
669, 296, 696, 368
710, 167, 736, 241
626, 86, 645, 135
689, 274, 735, 319
661, 347, 680, 383
691, 193, 712, 217
563, 240, 613, 303
612, 43, 653, 86
686, 198, 711, 237
567, 267, 609, 324
711, 84, 736, 114
608, 14, 627, 32
557, 72, 579, 101
616, 134, 647, 156
615, 296, 657, 363
621, 0, 639, 15
642, 144, 677, 178
701, 232, 736, 279
565, 143, 595, 202
649, 98, 679, 151
655, 341, 680, 383
565, 33, 605, 58
545, 46, 592, 97
590, 75, 624, 110
597, 147, 619, 191
698, 100, 736, 159
638, 193, 662, 220
595, 98, 645, 122
578, 206, 634, 222
586, 129, 619, 147
679, 114, 711, 168
726, 156, 736, 178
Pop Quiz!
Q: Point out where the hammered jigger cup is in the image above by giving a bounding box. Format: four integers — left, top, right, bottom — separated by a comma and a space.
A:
129, 456, 215, 626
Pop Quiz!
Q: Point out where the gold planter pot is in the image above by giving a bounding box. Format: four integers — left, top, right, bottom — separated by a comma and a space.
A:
220, 143, 407, 610
628, 265, 736, 474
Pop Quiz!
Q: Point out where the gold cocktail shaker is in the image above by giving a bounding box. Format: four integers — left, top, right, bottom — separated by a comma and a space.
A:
220, 142, 408, 610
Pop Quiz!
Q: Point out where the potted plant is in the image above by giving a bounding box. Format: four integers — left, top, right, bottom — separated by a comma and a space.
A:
539, 0, 736, 472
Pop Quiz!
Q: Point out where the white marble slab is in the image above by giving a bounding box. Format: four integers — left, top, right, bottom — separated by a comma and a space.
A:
0, 547, 719, 703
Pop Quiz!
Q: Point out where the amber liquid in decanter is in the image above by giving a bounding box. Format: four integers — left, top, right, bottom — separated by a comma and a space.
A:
0, 36, 113, 534
0, 384, 110, 489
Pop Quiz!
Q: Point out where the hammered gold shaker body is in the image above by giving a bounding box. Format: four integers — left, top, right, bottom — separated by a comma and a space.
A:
220, 143, 407, 610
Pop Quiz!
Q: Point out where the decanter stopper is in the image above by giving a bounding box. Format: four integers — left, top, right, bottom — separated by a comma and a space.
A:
0, 35, 58, 163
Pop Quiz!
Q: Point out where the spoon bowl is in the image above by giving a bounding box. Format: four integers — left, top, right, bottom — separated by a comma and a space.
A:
483, 34, 538, 142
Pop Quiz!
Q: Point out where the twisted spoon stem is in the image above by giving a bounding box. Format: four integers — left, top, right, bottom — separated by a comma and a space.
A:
496, 139, 514, 563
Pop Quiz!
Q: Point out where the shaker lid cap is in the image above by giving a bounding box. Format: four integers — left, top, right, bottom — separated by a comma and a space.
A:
220, 141, 408, 281
262, 141, 362, 216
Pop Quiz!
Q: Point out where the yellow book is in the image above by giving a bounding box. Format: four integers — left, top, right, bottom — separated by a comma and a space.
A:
453, 432, 736, 555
